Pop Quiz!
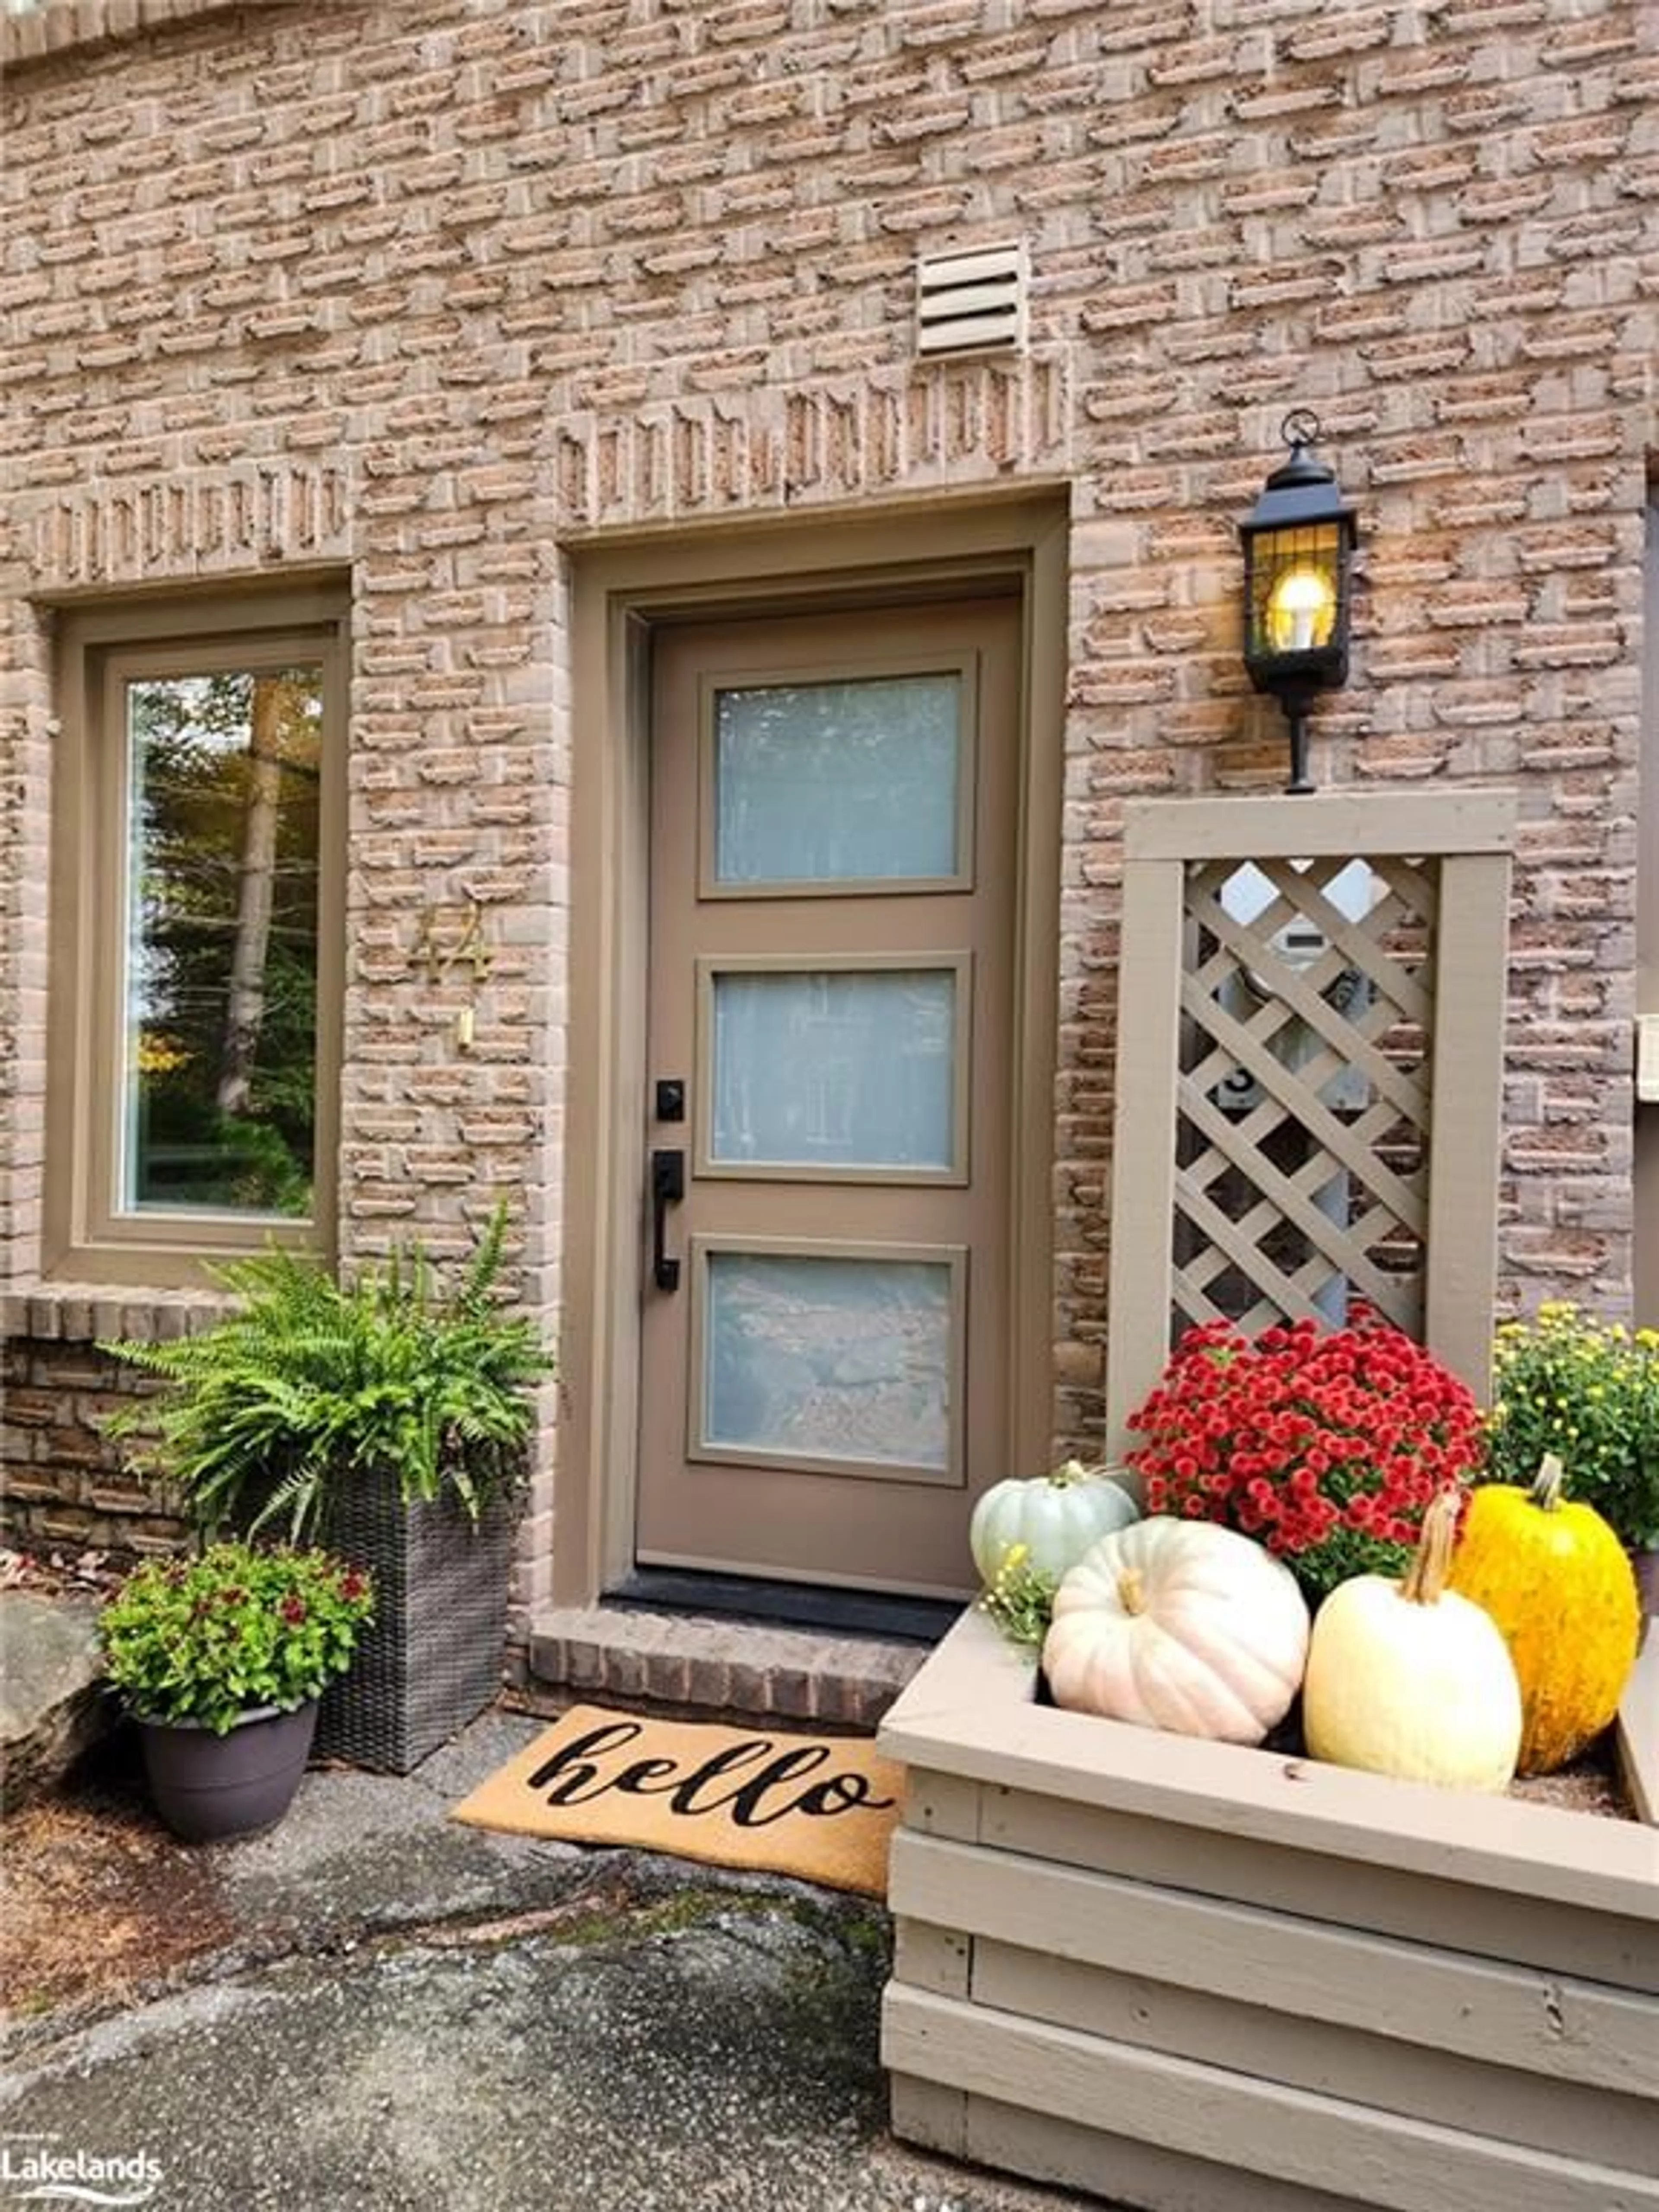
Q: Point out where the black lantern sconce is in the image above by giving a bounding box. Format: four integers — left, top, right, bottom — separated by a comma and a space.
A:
1240, 409, 1357, 795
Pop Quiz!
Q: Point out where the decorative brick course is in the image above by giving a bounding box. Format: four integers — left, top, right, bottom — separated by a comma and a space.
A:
515, 1607, 925, 1733
1, 0, 1653, 1612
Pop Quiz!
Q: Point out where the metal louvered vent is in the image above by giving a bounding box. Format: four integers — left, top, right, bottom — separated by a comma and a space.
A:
915, 242, 1027, 358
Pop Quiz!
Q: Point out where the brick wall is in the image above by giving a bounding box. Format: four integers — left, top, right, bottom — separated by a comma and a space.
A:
2, 0, 1653, 1568
0, 1322, 179, 1557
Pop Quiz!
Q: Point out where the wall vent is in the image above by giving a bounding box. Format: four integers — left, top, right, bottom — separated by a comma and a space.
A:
915, 242, 1027, 359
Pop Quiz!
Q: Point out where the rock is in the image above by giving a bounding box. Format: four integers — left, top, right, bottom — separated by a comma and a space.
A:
0, 1592, 112, 1811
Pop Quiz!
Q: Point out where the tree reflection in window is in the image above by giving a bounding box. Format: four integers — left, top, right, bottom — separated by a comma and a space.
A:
123, 667, 321, 1217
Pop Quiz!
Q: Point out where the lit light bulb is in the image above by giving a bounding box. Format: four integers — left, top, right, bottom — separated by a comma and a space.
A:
1266, 566, 1336, 654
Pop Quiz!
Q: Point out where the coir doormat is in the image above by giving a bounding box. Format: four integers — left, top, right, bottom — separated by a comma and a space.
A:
449, 1705, 905, 1899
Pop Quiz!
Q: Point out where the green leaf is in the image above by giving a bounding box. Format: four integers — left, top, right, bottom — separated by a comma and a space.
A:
99, 1201, 551, 1544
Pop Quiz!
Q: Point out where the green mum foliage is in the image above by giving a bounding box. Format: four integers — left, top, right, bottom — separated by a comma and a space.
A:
1485, 1302, 1659, 1551
978, 1542, 1060, 1651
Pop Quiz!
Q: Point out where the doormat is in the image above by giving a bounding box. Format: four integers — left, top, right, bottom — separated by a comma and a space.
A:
449, 1705, 905, 1899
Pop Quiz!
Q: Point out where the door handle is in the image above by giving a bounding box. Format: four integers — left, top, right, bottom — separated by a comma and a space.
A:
651, 1147, 685, 1293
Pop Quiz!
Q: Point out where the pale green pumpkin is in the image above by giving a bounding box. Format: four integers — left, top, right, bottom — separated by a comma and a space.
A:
969, 1461, 1140, 1583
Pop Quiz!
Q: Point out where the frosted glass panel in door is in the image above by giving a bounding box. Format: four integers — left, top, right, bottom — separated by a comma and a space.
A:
710, 967, 958, 1172
700, 1250, 957, 1474
712, 674, 963, 884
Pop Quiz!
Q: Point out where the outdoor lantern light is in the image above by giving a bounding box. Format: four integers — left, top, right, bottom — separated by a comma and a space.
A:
1240, 409, 1357, 794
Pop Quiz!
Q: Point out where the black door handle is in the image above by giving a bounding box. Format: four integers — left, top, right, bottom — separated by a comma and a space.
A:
651, 1147, 685, 1293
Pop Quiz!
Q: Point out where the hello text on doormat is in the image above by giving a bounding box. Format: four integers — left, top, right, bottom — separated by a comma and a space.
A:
449, 1705, 905, 1899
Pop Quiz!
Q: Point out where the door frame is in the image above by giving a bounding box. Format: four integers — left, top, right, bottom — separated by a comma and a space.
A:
559, 496, 1069, 1609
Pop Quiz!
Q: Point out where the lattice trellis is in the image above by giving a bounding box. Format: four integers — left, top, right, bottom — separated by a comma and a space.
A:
1105, 794, 1516, 1461
1177, 852, 1432, 1340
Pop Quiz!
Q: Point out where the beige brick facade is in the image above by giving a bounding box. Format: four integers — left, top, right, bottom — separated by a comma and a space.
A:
1, 0, 1653, 1601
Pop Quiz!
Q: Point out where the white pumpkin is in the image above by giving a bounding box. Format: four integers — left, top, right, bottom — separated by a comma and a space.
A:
1303, 1491, 1522, 1794
1043, 1518, 1310, 1745
969, 1461, 1140, 1584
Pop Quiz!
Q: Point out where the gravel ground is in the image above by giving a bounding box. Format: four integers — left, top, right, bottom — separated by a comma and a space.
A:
0, 1713, 1101, 2212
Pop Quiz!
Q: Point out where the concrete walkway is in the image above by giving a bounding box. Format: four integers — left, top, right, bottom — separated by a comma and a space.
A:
0, 1713, 1095, 2212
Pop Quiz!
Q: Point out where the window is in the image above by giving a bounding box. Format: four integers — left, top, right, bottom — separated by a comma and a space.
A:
47, 587, 346, 1284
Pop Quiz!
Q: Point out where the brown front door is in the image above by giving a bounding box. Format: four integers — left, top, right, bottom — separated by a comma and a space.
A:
635, 599, 1021, 1598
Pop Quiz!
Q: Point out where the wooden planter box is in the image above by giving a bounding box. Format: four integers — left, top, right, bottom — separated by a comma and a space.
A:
879, 1608, 1659, 2212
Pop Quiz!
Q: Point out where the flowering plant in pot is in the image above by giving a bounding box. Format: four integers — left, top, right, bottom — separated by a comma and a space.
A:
1123, 1308, 1485, 1604
101, 1205, 553, 1772
1484, 1304, 1659, 1596
98, 1541, 374, 1840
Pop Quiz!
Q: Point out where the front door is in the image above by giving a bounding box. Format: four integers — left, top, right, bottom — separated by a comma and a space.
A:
636, 598, 1021, 1598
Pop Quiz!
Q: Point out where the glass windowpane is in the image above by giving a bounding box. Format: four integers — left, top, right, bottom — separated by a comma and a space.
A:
120, 667, 321, 1218
702, 1251, 953, 1470
711, 968, 956, 1170
713, 674, 961, 884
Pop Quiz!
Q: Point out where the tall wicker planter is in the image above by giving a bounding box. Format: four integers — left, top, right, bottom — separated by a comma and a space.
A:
314, 1483, 518, 1775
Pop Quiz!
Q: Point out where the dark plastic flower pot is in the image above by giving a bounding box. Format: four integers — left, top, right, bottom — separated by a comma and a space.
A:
137, 1700, 318, 1842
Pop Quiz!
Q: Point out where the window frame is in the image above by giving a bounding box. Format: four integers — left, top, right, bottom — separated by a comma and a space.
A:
45, 584, 348, 1287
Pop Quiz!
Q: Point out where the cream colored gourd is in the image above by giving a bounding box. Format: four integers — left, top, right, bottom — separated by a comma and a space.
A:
1042, 1518, 1310, 1745
1303, 1491, 1522, 1793
969, 1460, 1140, 1583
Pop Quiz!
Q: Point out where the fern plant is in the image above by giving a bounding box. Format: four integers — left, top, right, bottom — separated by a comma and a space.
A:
102, 1206, 553, 1544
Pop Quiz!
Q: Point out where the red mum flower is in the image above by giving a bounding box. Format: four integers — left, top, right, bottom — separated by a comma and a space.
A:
1124, 1311, 1481, 1601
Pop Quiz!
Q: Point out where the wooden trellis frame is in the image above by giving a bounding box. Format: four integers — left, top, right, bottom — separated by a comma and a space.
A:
1104, 791, 1516, 1462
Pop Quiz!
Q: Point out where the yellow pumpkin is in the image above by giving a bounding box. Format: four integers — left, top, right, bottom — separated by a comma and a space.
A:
1449, 1453, 1640, 1777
